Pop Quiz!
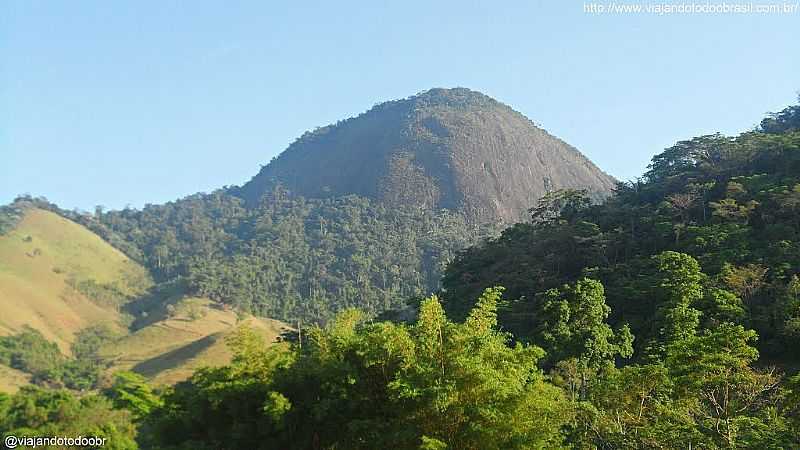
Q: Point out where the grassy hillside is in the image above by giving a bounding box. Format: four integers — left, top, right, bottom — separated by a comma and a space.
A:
0, 207, 289, 391
0, 364, 30, 393
0, 208, 151, 351
101, 297, 289, 385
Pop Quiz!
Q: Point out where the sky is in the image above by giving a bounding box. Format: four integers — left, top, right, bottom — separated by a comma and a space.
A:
2, 1, 798, 211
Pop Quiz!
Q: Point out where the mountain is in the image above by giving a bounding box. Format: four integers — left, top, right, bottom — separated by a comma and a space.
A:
74, 89, 614, 324
1, 89, 616, 330
133, 97, 800, 448
236, 88, 615, 224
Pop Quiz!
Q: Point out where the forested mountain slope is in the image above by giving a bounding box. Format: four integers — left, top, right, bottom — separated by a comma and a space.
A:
83, 193, 490, 323
442, 100, 800, 362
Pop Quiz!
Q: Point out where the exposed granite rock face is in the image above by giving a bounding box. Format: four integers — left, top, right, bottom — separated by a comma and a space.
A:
237, 88, 616, 224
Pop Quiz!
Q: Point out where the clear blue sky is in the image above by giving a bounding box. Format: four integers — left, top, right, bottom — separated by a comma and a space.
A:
3, 1, 798, 211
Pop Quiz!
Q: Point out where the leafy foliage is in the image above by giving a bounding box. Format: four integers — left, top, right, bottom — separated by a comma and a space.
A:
537, 278, 633, 370
0, 386, 138, 450
105, 371, 162, 420
146, 290, 573, 449
0, 326, 63, 381
0, 202, 24, 236
0, 325, 117, 391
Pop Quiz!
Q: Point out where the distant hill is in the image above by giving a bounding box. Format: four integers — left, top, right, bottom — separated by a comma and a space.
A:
0, 206, 289, 391
236, 88, 615, 224
101, 297, 289, 386
0, 207, 150, 351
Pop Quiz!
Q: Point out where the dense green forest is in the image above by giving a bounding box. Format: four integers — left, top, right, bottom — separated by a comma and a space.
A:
2, 100, 799, 448
7, 190, 493, 324
3, 281, 799, 448
87, 191, 493, 323
441, 100, 800, 365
